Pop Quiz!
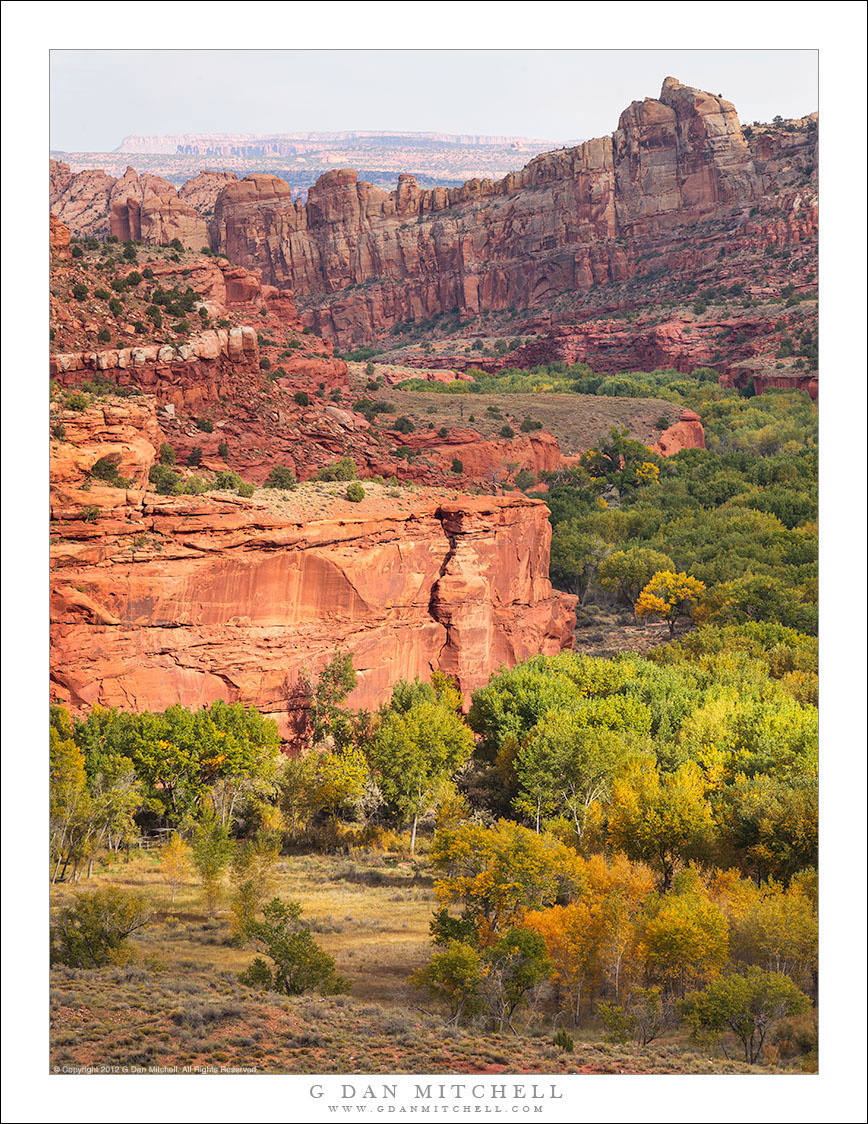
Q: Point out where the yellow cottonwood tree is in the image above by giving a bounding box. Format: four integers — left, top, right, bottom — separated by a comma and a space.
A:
635, 570, 706, 636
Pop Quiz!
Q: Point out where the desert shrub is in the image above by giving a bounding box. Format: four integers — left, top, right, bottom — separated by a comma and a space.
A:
148, 463, 182, 495
187, 447, 203, 467
90, 454, 130, 488
72, 284, 88, 301
66, 392, 88, 411
213, 471, 243, 491
98, 328, 111, 344
451, 458, 464, 475
393, 416, 415, 434
71, 244, 84, 258
218, 440, 229, 460
345, 482, 365, 503
195, 417, 214, 433
260, 357, 271, 371
80, 505, 101, 523
294, 392, 310, 407
553, 1028, 574, 1052
237, 481, 255, 498
264, 466, 297, 490
500, 425, 515, 439
520, 417, 542, 432
314, 457, 357, 482
514, 469, 536, 491
50, 887, 150, 968
158, 442, 176, 465
108, 297, 123, 316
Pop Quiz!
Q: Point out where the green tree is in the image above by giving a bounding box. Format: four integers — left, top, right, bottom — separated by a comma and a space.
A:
680, 968, 810, 1064
239, 898, 350, 995
411, 941, 484, 1024
550, 523, 608, 603
191, 812, 234, 916
598, 547, 676, 617
514, 712, 631, 838
368, 683, 474, 854
310, 651, 358, 749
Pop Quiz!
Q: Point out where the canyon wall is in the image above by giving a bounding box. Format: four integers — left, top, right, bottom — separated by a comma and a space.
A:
50, 79, 818, 353
50, 403, 576, 736
206, 79, 814, 347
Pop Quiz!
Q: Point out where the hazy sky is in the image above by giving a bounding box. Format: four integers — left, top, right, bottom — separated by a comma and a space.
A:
50, 49, 818, 152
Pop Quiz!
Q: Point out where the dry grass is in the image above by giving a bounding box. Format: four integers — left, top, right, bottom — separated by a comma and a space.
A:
347, 382, 674, 457
49, 851, 781, 1076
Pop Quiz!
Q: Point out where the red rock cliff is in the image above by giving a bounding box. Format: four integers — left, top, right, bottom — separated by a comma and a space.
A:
207, 79, 774, 345
50, 402, 576, 734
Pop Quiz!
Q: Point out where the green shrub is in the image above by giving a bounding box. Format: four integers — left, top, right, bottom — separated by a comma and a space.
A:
158, 442, 176, 465
345, 482, 365, 503
393, 416, 415, 434
451, 458, 464, 475
72, 284, 88, 302
196, 417, 214, 433
553, 1028, 574, 1053
50, 887, 150, 968
71, 244, 84, 259
108, 297, 123, 316
260, 357, 271, 371
80, 505, 101, 524
314, 457, 357, 482
93, 287, 110, 301
500, 425, 515, 439
264, 466, 297, 490
237, 481, 255, 498
97, 328, 111, 344
218, 440, 229, 460
187, 447, 203, 467
149, 463, 182, 494
213, 471, 242, 491
66, 392, 88, 411
294, 391, 310, 407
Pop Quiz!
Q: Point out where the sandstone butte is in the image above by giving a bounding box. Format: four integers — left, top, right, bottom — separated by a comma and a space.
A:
50, 398, 577, 738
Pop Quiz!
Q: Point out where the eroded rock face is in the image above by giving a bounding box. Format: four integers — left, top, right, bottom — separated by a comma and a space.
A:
108, 167, 210, 249
50, 421, 576, 734
653, 409, 706, 457
50, 214, 72, 260
206, 79, 770, 345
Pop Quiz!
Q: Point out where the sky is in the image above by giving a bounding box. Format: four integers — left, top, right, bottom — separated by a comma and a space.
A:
49, 49, 818, 152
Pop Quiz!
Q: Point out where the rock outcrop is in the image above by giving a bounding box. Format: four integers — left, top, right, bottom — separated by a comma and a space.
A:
50, 404, 576, 734
108, 167, 210, 249
652, 409, 706, 457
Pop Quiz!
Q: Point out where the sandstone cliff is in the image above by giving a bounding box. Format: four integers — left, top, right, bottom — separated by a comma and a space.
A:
50, 401, 576, 736
205, 79, 811, 347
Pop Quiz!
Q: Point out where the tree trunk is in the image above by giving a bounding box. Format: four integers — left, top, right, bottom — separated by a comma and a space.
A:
410, 814, 418, 857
